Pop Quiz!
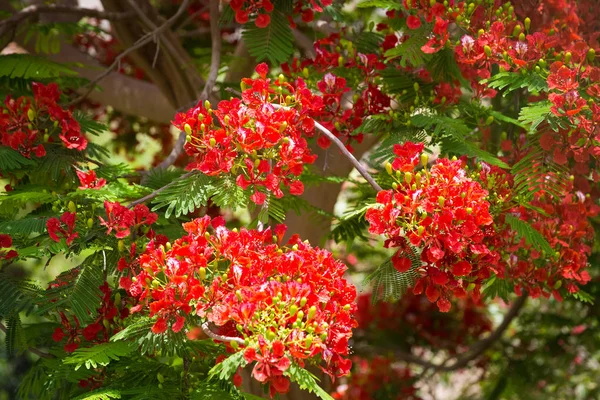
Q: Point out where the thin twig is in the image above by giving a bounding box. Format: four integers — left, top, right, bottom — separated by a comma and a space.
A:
68, 0, 191, 106
201, 322, 245, 345
395, 294, 528, 372
128, 171, 195, 208
0, 4, 133, 38
0, 322, 54, 359
271, 104, 382, 192
200, 0, 222, 101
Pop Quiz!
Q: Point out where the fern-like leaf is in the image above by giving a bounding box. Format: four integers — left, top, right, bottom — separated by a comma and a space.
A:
484, 71, 547, 95
384, 25, 431, 67
64, 341, 134, 370
0, 54, 76, 79
518, 101, 552, 131
209, 352, 247, 381
505, 214, 553, 255
357, 0, 402, 9
0, 216, 49, 236
0, 146, 37, 170
284, 363, 335, 400
151, 172, 215, 218
0, 274, 44, 317
72, 389, 122, 400
242, 10, 293, 65
366, 250, 420, 303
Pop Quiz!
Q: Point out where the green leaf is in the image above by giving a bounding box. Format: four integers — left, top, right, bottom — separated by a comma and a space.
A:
209, 352, 247, 381
73, 110, 108, 136
505, 214, 553, 255
384, 25, 431, 67
518, 101, 552, 131
330, 203, 373, 244
151, 172, 215, 218
143, 167, 185, 190
569, 289, 594, 304
5, 315, 22, 356
441, 137, 509, 168
64, 341, 135, 370
0, 185, 54, 216
357, 0, 402, 9
0, 146, 37, 170
71, 389, 122, 400
0, 216, 48, 236
0, 274, 44, 317
0, 54, 76, 80
242, 10, 293, 65
355, 32, 384, 54
481, 275, 511, 301
39, 259, 104, 324
210, 176, 250, 211
484, 71, 548, 95
365, 250, 420, 303
191, 382, 239, 400
284, 363, 334, 400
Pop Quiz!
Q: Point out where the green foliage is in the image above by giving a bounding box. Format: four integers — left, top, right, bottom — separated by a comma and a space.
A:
481, 275, 511, 301
72, 389, 122, 400
569, 289, 594, 304
365, 251, 420, 303
151, 172, 215, 218
284, 363, 335, 400
4, 315, 22, 356
0, 274, 44, 317
440, 136, 509, 168
330, 203, 373, 244
518, 101, 552, 131
73, 111, 109, 137
191, 382, 241, 400
356, 32, 384, 54
64, 341, 135, 370
210, 175, 249, 211
39, 259, 104, 324
357, 0, 402, 9
242, 10, 293, 65
143, 167, 185, 190
505, 214, 554, 255
0, 185, 54, 216
209, 352, 246, 381
385, 24, 431, 67
0, 146, 37, 170
0, 54, 76, 80
484, 71, 548, 95
511, 146, 569, 200
0, 216, 49, 237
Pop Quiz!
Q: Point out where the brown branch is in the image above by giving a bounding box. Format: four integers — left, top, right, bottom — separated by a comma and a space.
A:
155, 0, 221, 171
0, 321, 54, 359
395, 294, 528, 372
0, 4, 133, 38
69, 0, 192, 106
201, 322, 245, 345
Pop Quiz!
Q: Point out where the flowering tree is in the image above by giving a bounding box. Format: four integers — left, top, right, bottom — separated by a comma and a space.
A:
0, 0, 599, 399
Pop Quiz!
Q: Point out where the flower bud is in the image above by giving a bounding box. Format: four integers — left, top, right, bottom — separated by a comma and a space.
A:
512, 24, 521, 37
68, 201, 76, 213
343, 304, 351, 311
524, 17, 531, 31
300, 297, 307, 307
466, 207, 473, 214
404, 172, 413, 184
484, 45, 492, 56
413, 82, 420, 92
204, 100, 211, 110
385, 162, 393, 175
392, 182, 399, 190
236, 290, 243, 301
417, 225, 425, 235
27, 108, 36, 122
415, 172, 421, 186
305, 336, 313, 348
438, 196, 445, 208
485, 115, 494, 125
199, 267, 207, 280
420, 153, 429, 167
157, 373, 165, 383
518, 32, 525, 42
308, 305, 317, 320
230, 340, 239, 349
338, 56, 344, 67
302, 67, 309, 78
289, 304, 298, 316
296, 310, 305, 321
184, 124, 192, 135
588, 48, 596, 62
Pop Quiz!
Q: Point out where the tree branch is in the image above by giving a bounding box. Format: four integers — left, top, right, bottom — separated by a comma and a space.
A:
154, 0, 220, 171
0, 4, 133, 39
395, 294, 528, 372
271, 104, 382, 192
69, 0, 192, 106
201, 322, 245, 345
0, 321, 54, 359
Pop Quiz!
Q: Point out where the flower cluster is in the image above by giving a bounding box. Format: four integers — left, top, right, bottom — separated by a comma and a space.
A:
47, 211, 79, 246
52, 282, 128, 352
0, 82, 87, 157
0, 234, 17, 262
366, 142, 496, 311
228, 0, 332, 27
99, 202, 157, 239
121, 215, 357, 395
174, 63, 318, 204
331, 356, 421, 400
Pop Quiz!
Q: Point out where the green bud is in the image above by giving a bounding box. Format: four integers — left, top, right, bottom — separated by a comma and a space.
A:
420, 153, 429, 167
518, 32, 525, 42
338, 56, 344, 67
305, 336, 313, 348
204, 100, 211, 110
484, 45, 492, 56
87, 218, 94, 229
68, 201, 76, 213
392, 182, 399, 190
43, 133, 50, 142
184, 123, 192, 136
308, 305, 317, 320
114, 292, 121, 307
413, 82, 420, 92
524, 17, 531, 31
152, 280, 160, 288
300, 297, 307, 307
466, 207, 473, 214
103, 318, 110, 330
512, 24, 522, 37
289, 305, 298, 316
553, 280, 562, 289
343, 304, 351, 311
485, 115, 495, 125
157, 373, 165, 383
27, 108, 36, 122
404, 172, 413, 184
417, 225, 425, 235
564, 51, 572, 63
302, 67, 309, 78
587, 48, 596, 62
438, 196, 445, 208
385, 162, 393, 175
296, 310, 305, 321
230, 340, 239, 349
199, 267, 207, 280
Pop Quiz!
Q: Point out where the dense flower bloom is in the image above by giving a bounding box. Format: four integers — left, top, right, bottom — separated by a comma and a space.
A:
99, 202, 157, 238
123, 216, 357, 392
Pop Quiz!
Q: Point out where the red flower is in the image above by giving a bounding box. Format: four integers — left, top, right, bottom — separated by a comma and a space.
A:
76, 170, 107, 190
406, 15, 421, 29
46, 212, 79, 246
255, 13, 271, 28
